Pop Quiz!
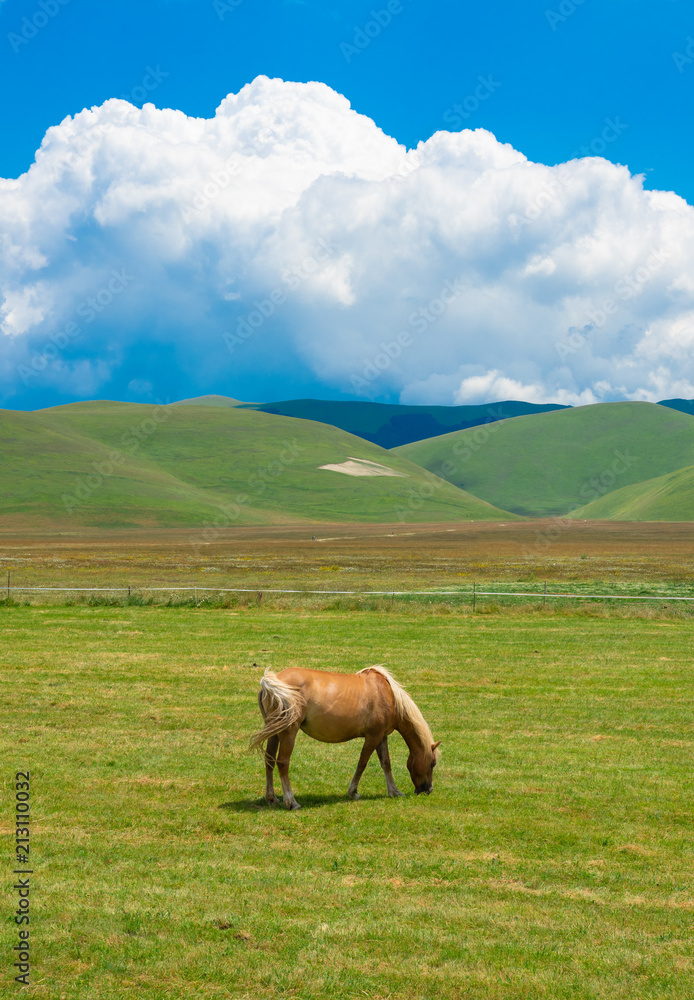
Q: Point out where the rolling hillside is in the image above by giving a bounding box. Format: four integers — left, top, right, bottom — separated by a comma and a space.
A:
394, 402, 694, 517
0, 401, 516, 529
174, 394, 243, 407
568, 463, 694, 521
234, 398, 569, 448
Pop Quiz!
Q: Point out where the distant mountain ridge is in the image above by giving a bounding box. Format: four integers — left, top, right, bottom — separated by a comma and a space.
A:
173, 395, 694, 453
658, 398, 694, 418
236, 398, 570, 448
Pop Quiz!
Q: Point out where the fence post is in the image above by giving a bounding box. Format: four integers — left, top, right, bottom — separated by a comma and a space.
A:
7, 570, 9, 601
473, 581, 476, 613
543, 581, 547, 609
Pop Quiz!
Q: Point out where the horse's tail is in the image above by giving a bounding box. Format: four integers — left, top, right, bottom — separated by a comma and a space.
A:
248, 669, 305, 751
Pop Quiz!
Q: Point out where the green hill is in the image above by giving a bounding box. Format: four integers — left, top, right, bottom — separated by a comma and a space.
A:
394, 402, 694, 517
0, 401, 516, 529
236, 398, 569, 449
174, 394, 243, 407
567, 463, 694, 521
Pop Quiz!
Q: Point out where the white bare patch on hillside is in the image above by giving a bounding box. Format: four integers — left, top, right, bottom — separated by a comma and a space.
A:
318, 457, 408, 478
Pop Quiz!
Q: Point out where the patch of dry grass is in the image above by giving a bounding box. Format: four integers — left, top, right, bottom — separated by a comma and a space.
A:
1, 522, 694, 602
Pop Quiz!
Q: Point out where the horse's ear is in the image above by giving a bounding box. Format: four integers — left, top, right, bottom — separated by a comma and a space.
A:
431, 741, 442, 751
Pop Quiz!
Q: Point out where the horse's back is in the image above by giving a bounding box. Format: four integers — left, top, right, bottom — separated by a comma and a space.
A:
275, 667, 394, 743
275, 666, 390, 705
276, 666, 366, 688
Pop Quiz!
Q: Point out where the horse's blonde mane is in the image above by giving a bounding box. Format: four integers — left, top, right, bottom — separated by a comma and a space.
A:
357, 665, 439, 758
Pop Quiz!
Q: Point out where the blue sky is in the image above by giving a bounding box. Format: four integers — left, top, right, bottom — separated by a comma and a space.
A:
1, 0, 694, 409
3, 0, 693, 197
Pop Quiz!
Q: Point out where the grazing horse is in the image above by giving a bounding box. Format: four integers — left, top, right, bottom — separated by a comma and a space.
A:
249, 665, 441, 810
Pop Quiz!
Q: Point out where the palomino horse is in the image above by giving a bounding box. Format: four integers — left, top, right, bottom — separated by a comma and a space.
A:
249, 665, 441, 810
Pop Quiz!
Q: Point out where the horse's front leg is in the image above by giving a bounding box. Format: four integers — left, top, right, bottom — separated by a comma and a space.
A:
376, 736, 403, 797
277, 726, 302, 811
347, 736, 381, 800
264, 734, 280, 805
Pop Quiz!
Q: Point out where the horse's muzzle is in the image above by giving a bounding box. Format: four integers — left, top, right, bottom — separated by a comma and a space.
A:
416, 784, 433, 795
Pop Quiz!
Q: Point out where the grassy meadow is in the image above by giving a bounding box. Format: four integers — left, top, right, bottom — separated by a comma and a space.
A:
2, 594, 694, 998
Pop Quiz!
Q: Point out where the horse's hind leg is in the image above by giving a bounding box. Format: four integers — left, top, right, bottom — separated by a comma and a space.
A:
264, 734, 280, 806
277, 726, 301, 811
376, 736, 403, 798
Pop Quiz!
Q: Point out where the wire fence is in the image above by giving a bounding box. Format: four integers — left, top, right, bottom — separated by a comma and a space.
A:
3, 581, 694, 607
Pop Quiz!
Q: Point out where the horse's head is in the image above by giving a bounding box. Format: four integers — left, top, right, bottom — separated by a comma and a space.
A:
407, 740, 442, 795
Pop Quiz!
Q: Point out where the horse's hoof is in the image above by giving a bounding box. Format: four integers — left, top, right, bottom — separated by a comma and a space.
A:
348, 791, 361, 800
266, 795, 280, 806
389, 789, 404, 798
288, 801, 302, 811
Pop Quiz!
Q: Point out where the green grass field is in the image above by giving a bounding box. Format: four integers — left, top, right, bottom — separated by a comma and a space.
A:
395, 402, 694, 517
0, 402, 512, 529
2, 604, 693, 999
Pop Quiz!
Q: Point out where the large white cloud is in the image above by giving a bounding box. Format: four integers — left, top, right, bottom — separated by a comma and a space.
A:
2, 74, 694, 406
